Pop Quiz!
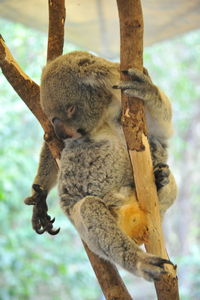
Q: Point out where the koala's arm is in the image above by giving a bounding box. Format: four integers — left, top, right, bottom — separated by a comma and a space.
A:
145, 88, 173, 140
113, 67, 177, 215
25, 142, 58, 199
113, 68, 173, 140
32, 142, 58, 192
25, 142, 59, 235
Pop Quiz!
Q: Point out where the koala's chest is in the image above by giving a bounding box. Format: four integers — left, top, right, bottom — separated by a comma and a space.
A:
58, 138, 131, 199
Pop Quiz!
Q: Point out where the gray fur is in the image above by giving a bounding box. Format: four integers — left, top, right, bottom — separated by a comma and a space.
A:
31, 51, 177, 281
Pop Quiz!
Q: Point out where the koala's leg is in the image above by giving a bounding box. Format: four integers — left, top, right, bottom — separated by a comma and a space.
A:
25, 142, 58, 202
68, 196, 172, 281
24, 142, 59, 235
102, 188, 148, 245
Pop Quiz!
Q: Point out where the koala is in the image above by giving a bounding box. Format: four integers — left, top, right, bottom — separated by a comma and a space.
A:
25, 51, 177, 281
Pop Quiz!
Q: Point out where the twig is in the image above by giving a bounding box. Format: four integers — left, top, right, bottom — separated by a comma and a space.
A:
116, 0, 179, 299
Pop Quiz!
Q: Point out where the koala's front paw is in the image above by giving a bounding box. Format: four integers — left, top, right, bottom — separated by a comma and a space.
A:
113, 68, 159, 102
154, 163, 170, 190
24, 184, 60, 235
136, 251, 173, 281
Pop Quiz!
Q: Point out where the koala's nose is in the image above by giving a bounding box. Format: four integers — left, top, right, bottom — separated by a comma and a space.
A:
52, 118, 71, 140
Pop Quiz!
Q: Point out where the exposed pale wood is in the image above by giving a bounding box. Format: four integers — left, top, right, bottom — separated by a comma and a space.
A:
116, 0, 179, 299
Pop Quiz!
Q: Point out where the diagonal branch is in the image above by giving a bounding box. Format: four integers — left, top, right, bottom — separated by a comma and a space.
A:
0, 34, 63, 161
116, 0, 179, 299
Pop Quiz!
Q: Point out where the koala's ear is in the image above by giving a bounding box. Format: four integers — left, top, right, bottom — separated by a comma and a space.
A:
80, 73, 102, 87
73, 55, 119, 88
79, 69, 119, 89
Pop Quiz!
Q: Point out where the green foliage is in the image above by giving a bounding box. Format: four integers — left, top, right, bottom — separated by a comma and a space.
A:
0, 17, 200, 300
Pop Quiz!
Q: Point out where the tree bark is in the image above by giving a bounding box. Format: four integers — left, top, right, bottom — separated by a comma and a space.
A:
84, 244, 132, 300
0, 35, 63, 161
47, 0, 66, 62
116, 0, 179, 299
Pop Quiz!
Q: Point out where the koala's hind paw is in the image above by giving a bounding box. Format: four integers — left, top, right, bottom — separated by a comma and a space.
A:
136, 252, 173, 281
24, 184, 60, 235
154, 163, 170, 190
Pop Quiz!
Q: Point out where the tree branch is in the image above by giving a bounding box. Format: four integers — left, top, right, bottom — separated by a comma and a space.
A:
116, 0, 179, 299
0, 34, 63, 161
47, 0, 66, 61
84, 244, 132, 300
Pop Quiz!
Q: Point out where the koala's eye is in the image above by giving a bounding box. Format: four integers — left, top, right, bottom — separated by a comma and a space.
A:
52, 117, 59, 125
66, 105, 76, 119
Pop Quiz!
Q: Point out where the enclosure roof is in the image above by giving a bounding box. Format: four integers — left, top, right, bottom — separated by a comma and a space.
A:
0, 0, 199, 59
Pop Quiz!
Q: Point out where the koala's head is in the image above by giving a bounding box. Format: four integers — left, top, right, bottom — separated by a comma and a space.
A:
40, 51, 120, 139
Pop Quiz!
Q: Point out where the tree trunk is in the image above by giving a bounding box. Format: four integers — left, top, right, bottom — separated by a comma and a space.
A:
116, 0, 179, 299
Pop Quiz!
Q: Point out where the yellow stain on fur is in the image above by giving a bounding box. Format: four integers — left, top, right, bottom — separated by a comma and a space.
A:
117, 202, 149, 245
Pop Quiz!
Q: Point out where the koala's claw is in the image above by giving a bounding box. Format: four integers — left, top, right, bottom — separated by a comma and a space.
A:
149, 257, 173, 268
137, 253, 173, 281
25, 184, 60, 235
32, 209, 60, 236
50, 217, 55, 224
154, 163, 170, 190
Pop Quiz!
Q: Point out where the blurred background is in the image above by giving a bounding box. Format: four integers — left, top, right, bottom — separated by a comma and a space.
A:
0, 3, 200, 299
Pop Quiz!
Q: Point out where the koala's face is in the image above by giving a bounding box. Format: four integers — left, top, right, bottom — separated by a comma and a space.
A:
40, 51, 119, 140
